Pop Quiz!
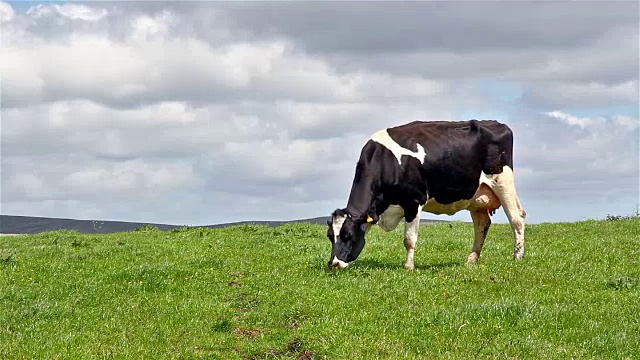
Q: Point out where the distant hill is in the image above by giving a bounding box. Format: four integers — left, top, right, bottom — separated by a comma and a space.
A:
0, 214, 451, 235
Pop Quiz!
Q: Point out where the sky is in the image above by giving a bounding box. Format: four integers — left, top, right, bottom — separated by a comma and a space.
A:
1, 1, 638, 226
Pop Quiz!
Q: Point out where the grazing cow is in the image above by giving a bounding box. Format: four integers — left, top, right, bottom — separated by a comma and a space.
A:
326, 120, 526, 270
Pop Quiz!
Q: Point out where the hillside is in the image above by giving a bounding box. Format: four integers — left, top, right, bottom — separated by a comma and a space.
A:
0, 214, 450, 234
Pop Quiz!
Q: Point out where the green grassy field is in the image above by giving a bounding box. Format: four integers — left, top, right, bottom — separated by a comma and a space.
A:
1, 218, 639, 359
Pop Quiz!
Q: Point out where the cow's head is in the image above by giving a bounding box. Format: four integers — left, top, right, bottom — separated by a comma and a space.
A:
326, 208, 377, 269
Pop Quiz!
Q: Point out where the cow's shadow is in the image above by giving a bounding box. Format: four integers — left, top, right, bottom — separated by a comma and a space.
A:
348, 258, 460, 272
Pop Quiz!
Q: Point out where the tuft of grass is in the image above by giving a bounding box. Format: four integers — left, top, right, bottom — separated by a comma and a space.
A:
605, 204, 640, 221
1, 219, 639, 359
0, 249, 16, 266
132, 223, 161, 232
212, 318, 233, 333
607, 276, 640, 291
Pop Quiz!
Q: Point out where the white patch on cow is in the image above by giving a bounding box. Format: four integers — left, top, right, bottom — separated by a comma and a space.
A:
481, 165, 527, 260
331, 214, 347, 244
403, 203, 423, 270
467, 209, 491, 264
330, 214, 349, 267
330, 256, 349, 269
369, 129, 426, 165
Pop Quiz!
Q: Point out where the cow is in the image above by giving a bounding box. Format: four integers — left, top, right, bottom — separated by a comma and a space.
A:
326, 119, 527, 270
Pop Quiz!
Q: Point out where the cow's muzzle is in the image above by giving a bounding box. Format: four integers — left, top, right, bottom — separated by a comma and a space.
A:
328, 257, 349, 269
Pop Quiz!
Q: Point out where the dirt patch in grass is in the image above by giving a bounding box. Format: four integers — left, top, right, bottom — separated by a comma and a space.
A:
227, 272, 248, 287
296, 349, 315, 360
244, 338, 315, 360
233, 326, 265, 339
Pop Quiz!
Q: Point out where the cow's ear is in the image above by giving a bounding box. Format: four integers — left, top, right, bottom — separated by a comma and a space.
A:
359, 210, 378, 225
332, 208, 349, 218
368, 212, 379, 224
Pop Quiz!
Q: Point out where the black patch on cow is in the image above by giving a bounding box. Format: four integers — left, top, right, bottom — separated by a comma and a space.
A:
482, 221, 491, 238
352, 160, 364, 184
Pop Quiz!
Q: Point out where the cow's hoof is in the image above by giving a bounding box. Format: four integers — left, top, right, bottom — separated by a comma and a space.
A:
403, 262, 414, 270
466, 252, 479, 264
514, 253, 524, 260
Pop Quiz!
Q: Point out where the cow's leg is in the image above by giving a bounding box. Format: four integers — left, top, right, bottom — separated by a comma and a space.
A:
467, 210, 491, 264
491, 167, 527, 260
403, 204, 422, 270
516, 197, 527, 220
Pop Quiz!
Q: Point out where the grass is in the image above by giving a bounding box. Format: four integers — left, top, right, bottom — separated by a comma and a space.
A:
1, 218, 639, 359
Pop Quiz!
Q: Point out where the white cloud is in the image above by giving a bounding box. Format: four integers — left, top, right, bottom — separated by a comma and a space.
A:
544, 111, 606, 129
128, 10, 175, 42
0, 0, 14, 22
523, 80, 638, 109
513, 111, 639, 201
1, 99, 278, 159
64, 159, 197, 194
545, 111, 639, 132
0, 31, 366, 108
0, 2, 473, 110
614, 115, 640, 129
26, 4, 108, 21
5, 155, 198, 202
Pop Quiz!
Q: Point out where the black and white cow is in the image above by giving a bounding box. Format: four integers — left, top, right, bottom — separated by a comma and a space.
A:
327, 120, 527, 270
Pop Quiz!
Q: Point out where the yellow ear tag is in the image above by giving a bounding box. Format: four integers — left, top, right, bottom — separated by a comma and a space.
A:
367, 216, 374, 223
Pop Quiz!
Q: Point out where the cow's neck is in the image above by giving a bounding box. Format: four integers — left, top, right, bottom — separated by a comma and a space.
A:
345, 176, 379, 217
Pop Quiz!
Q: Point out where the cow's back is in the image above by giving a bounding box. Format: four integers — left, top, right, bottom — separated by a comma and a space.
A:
385, 120, 514, 205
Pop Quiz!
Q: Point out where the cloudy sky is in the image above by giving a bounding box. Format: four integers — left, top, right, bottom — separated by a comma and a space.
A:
1, 1, 638, 226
